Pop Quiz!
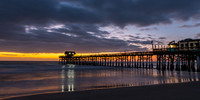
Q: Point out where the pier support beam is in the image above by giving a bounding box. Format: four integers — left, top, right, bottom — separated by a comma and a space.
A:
197, 56, 200, 72
167, 56, 170, 70
170, 55, 174, 71
192, 59, 195, 72
176, 56, 180, 71
161, 56, 166, 70
188, 55, 191, 72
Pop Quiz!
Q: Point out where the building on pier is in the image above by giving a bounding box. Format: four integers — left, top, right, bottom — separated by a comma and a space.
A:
167, 39, 200, 51
178, 38, 200, 51
64, 51, 76, 57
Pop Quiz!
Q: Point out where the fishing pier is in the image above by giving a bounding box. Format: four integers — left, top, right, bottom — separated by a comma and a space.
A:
59, 39, 200, 72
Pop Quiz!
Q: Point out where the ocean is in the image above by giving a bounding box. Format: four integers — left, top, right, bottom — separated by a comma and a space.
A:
0, 61, 200, 99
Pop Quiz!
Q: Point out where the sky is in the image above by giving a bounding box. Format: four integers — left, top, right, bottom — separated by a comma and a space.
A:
0, 0, 200, 61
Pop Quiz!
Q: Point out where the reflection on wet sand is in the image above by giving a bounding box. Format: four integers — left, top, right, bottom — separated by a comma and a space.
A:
60, 65, 200, 92
61, 64, 75, 92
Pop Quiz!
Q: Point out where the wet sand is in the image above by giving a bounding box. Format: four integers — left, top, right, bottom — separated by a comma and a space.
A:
5, 81, 200, 100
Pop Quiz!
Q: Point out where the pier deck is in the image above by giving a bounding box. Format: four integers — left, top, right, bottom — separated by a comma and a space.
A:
59, 48, 200, 72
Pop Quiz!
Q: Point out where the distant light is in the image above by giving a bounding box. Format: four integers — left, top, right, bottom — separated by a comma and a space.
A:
170, 45, 176, 48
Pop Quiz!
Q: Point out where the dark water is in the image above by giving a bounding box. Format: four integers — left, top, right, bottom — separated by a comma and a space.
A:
0, 61, 200, 99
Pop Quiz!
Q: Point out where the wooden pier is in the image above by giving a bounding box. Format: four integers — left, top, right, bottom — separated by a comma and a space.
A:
59, 47, 200, 72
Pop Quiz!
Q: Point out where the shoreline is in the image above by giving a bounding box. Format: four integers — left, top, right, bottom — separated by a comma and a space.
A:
5, 81, 200, 100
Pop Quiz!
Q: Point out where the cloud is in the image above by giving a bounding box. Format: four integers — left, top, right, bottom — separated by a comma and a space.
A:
0, 54, 18, 56
1, 0, 200, 26
140, 27, 158, 31
195, 33, 200, 37
158, 37, 167, 39
0, 23, 149, 53
180, 23, 200, 28
0, 0, 200, 53
68, 0, 200, 26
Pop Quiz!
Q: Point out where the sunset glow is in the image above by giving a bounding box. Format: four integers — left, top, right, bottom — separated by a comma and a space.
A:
0, 52, 127, 61
0, 52, 62, 61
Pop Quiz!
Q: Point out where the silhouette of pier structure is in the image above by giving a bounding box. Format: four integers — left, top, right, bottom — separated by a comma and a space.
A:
59, 39, 200, 72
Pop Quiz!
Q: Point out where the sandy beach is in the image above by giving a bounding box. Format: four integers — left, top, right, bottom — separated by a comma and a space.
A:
5, 81, 200, 100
